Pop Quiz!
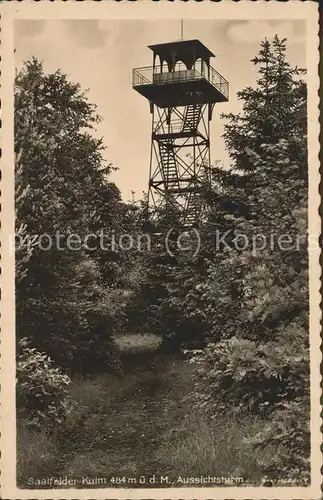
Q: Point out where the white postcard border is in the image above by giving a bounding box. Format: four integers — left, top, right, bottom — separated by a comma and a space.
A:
1, 2, 321, 499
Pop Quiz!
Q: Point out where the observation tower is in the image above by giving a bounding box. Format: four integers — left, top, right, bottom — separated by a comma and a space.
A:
132, 38, 229, 227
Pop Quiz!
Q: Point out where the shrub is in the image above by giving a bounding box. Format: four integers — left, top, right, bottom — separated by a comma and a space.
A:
185, 325, 310, 481
185, 325, 309, 416
246, 397, 310, 484
16, 338, 72, 429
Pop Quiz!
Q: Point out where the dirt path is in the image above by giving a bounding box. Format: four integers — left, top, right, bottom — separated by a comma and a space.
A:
18, 347, 263, 489
57, 354, 192, 486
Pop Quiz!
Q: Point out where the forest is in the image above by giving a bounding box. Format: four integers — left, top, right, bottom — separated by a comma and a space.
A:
16, 36, 310, 487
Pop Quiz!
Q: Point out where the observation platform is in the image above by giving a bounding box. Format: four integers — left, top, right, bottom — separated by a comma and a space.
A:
133, 62, 229, 108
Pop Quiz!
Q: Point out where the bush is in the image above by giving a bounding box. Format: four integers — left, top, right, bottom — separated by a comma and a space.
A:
246, 397, 310, 484
16, 338, 72, 429
185, 325, 309, 416
185, 324, 310, 481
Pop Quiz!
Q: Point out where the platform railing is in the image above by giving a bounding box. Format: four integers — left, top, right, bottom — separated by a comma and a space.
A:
132, 62, 229, 99
209, 65, 229, 99
133, 67, 152, 86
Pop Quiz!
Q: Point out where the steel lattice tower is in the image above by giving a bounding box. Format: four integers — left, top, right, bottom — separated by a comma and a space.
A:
133, 39, 229, 227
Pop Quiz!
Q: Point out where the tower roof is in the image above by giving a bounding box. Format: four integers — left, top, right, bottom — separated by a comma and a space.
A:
148, 39, 214, 64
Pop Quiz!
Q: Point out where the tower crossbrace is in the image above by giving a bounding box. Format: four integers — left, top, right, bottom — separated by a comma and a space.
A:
149, 103, 212, 227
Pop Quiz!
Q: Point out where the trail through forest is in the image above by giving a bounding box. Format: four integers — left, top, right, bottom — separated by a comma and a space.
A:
18, 341, 267, 488
46, 353, 198, 487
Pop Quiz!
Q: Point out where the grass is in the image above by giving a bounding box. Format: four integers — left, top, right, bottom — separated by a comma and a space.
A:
17, 423, 60, 483
17, 355, 266, 488
113, 333, 162, 353
155, 412, 264, 484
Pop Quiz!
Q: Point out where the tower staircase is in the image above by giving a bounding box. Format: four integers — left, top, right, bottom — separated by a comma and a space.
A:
184, 193, 203, 226
158, 140, 179, 189
182, 104, 203, 133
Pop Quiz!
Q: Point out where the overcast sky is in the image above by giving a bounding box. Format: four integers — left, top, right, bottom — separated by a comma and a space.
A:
15, 19, 306, 201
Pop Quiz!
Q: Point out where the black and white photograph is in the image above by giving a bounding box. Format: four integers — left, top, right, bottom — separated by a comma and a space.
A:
0, 2, 321, 499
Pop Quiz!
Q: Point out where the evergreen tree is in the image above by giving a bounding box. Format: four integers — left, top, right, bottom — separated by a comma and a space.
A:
223, 35, 306, 177
184, 36, 309, 481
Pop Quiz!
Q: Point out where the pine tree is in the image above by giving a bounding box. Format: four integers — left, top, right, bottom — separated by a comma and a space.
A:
222, 35, 306, 176
185, 36, 309, 482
